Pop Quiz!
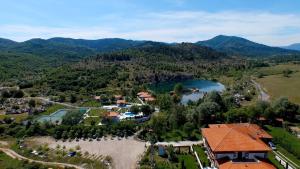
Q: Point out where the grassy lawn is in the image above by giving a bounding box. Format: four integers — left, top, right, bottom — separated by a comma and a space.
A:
193, 146, 210, 167
160, 129, 201, 142
80, 100, 100, 107
0, 151, 54, 169
256, 63, 300, 104
89, 109, 106, 117
255, 63, 300, 76
0, 113, 28, 123
39, 104, 66, 115
178, 154, 198, 169
265, 125, 300, 165
0, 151, 24, 168
84, 117, 100, 125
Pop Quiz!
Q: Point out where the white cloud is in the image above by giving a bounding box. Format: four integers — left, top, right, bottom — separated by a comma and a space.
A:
1, 11, 300, 46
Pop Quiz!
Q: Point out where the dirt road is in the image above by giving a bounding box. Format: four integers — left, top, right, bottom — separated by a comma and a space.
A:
251, 80, 270, 102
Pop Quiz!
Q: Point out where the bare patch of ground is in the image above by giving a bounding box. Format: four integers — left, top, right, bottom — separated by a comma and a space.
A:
30, 136, 147, 169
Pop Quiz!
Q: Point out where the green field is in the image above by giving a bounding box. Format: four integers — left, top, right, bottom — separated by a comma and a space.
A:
256, 63, 300, 104
88, 109, 106, 117
80, 100, 100, 107
0, 113, 28, 123
0, 152, 51, 169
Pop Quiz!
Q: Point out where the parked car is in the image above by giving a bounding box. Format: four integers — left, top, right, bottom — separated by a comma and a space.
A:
268, 142, 276, 150
68, 151, 76, 157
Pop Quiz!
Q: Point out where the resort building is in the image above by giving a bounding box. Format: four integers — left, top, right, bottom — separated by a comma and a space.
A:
137, 91, 155, 102
104, 111, 120, 122
201, 123, 275, 169
116, 99, 126, 107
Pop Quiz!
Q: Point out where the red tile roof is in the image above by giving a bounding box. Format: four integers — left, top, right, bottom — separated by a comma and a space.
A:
106, 111, 119, 117
145, 97, 155, 101
202, 123, 272, 152
219, 160, 276, 169
114, 95, 123, 100
116, 100, 126, 104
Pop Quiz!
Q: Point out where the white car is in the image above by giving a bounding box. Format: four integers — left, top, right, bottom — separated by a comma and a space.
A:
268, 142, 276, 150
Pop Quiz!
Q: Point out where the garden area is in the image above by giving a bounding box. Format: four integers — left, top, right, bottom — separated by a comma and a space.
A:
139, 146, 199, 169
193, 146, 210, 167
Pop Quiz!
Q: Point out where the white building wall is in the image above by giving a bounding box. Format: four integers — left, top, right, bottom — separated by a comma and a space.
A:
216, 153, 236, 159
247, 152, 266, 159
215, 152, 267, 160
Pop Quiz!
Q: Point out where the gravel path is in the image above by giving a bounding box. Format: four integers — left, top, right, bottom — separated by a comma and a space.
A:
252, 80, 270, 102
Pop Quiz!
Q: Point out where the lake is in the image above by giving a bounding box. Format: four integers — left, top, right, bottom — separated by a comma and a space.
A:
149, 79, 225, 104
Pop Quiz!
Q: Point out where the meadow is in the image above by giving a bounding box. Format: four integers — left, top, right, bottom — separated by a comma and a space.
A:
255, 63, 300, 104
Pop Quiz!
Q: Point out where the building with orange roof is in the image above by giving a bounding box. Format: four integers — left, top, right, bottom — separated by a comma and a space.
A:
114, 95, 123, 100
116, 99, 126, 107
104, 111, 120, 123
137, 91, 155, 102
201, 123, 275, 169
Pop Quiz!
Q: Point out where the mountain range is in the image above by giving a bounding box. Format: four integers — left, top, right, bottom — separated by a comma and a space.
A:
196, 35, 298, 56
282, 43, 300, 51
0, 35, 299, 60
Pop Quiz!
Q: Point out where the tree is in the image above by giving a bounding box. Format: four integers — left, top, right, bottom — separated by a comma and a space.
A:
1, 90, 10, 98
224, 108, 250, 123
158, 94, 173, 111
140, 105, 152, 116
151, 114, 168, 136
272, 97, 299, 121
13, 90, 24, 98
283, 69, 292, 77
174, 83, 183, 94
196, 102, 220, 124
204, 91, 225, 110
183, 122, 195, 135
59, 94, 66, 102
70, 94, 77, 103
130, 105, 140, 114
28, 99, 36, 108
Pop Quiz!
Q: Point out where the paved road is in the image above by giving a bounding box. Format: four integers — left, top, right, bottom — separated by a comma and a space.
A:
251, 80, 270, 102
0, 148, 84, 169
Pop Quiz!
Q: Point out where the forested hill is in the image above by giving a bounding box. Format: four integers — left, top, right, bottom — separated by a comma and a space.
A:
48, 37, 145, 52
196, 35, 299, 57
0, 38, 145, 60
282, 43, 300, 51
40, 43, 247, 95
95, 42, 227, 61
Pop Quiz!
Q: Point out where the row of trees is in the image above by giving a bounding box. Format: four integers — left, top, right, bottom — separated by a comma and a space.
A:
0, 119, 138, 140
145, 86, 299, 141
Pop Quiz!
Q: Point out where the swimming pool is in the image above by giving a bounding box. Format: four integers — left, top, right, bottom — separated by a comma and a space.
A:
119, 112, 140, 120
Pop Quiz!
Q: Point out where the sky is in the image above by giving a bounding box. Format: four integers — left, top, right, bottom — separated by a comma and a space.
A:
0, 0, 300, 46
